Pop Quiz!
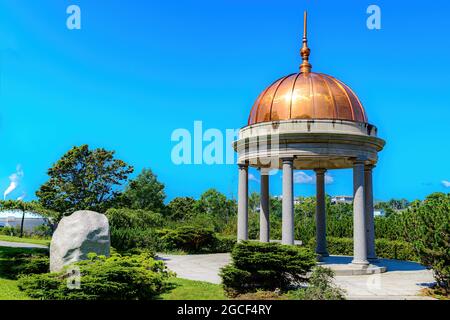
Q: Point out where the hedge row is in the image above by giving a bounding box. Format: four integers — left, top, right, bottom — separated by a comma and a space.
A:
307, 237, 419, 262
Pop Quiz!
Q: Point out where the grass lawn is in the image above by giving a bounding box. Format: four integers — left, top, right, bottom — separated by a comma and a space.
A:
0, 278, 30, 300
160, 277, 228, 300
0, 246, 49, 300
0, 235, 50, 246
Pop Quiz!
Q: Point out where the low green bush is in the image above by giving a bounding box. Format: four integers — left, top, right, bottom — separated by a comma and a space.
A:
106, 209, 165, 252
158, 226, 216, 253
220, 241, 316, 296
0, 247, 49, 279
17, 252, 173, 300
375, 239, 419, 261
211, 235, 236, 253
307, 237, 418, 261
110, 228, 162, 252
288, 267, 346, 300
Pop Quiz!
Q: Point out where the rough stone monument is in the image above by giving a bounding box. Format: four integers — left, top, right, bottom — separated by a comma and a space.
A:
50, 210, 110, 272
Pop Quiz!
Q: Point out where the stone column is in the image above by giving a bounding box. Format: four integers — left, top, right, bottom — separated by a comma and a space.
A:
352, 160, 369, 265
365, 164, 377, 261
282, 158, 294, 245
260, 169, 270, 243
315, 169, 329, 257
237, 164, 248, 242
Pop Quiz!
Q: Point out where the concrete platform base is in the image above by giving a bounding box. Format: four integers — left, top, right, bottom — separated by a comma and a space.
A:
318, 255, 387, 276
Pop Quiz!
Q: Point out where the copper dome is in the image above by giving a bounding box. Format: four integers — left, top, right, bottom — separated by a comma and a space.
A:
247, 72, 367, 125
247, 12, 367, 126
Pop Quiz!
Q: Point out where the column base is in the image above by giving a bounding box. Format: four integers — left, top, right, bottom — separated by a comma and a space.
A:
351, 259, 370, 267
316, 251, 329, 258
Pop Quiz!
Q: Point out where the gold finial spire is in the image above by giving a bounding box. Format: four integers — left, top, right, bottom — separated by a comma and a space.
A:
300, 11, 312, 74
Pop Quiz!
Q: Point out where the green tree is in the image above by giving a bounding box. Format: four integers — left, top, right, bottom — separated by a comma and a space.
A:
270, 196, 282, 218
248, 192, 260, 214
120, 169, 166, 212
36, 145, 133, 217
403, 193, 450, 293
167, 197, 197, 221
0, 200, 57, 237
196, 189, 236, 231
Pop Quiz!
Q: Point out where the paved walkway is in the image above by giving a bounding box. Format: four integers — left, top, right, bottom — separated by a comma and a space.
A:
157, 253, 436, 300
0, 241, 48, 249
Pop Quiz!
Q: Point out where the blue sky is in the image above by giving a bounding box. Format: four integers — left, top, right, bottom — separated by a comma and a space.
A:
0, 0, 449, 203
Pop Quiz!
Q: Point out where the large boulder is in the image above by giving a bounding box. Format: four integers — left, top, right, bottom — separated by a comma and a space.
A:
50, 210, 110, 272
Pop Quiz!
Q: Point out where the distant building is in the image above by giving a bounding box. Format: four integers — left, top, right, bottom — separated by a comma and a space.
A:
0, 210, 48, 232
273, 195, 303, 206
331, 195, 353, 205
374, 209, 386, 217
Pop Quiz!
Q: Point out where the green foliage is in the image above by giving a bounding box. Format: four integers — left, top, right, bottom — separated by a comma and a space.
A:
307, 237, 418, 261
288, 267, 346, 300
158, 226, 216, 253
402, 193, 450, 292
36, 144, 133, 217
196, 189, 236, 232
17, 252, 173, 300
0, 247, 49, 279
375, 239, 419, 261
119, 168, 166, 212
106, 208, 164, 252
220, 242, 316, 296
167, 197, 198, 221
110, 228, 162, 252
106, 208, 164, 229
212, 235, 237, 253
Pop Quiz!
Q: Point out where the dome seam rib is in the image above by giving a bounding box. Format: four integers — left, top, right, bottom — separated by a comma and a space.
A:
317, 73, 338, 119
289, 73, 302, 119
330, 76, 355, 121
249, 85, 271, 125
342, 83, 367, 123
269, 74, 294, 122
309, 73, 315, 119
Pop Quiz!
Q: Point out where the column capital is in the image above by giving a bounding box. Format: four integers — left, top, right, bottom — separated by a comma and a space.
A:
352, 159, 365, 166
364, 164, 376, 171
281, 157, 294, 164
238, 163, 249, 169
314, 168, 327, 175
259, 167, 271, 176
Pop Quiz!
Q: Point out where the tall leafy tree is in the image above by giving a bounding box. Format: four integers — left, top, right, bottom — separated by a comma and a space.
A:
36, 145, 133, 217
248, 192, 260, 214
402, 192, 450, 293
167, 197, 197, 221
120, 168, 166, 212
196, 189, 236, 228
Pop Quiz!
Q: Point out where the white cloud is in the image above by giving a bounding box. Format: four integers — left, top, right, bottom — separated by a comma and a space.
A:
249, 173, 260, 183
442, 180, 450, 188
294, 171, 314, 184
3, 165, 24, 200
325, 174, 334, 184
17, 193, 27, 201
293, 171, 334, 185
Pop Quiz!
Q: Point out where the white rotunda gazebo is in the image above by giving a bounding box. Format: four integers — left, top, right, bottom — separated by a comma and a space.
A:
233, 12, 385, 267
